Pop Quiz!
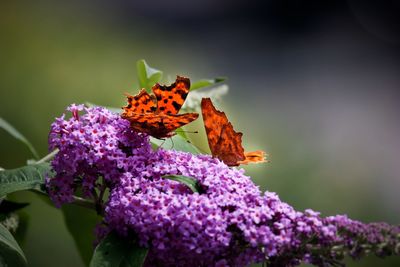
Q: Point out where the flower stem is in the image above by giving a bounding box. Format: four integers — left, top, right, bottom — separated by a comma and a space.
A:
35, 149, 59, 164
31, 188, 97, 211
72, 195, 97, 210
94, 177, 107, 216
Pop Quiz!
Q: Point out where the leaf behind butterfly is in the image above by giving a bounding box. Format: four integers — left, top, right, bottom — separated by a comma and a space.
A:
190, 77, 227, 91
150, 135, 201, 155
136, 59, 163, 92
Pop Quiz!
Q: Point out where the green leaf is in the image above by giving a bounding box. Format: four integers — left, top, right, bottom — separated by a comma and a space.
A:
120, 245, 148, 267
175, 127, 188, 139
0, 163, 50, 198
136, 59, 163, 92
85, 102, 121, 114
0, 117, 39, 159
190, 77, 227, 91
150, 135, 202, 155
90, 232, 148, 267
0, 223, 27, 266
62, 204, 102, 266
163, 175, 200, 193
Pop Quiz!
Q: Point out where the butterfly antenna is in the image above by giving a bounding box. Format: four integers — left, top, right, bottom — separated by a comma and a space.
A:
170, 137, 175, 150
175, 130, 199, 134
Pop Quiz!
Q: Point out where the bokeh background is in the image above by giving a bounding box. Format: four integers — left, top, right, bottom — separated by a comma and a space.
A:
1, 0, 400, 266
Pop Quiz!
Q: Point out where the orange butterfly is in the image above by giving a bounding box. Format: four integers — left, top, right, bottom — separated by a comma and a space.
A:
122, 76, 199, 139
201, 98, 267, 166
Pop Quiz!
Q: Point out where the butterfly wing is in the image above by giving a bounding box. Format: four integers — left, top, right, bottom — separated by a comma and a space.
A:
121, 113, 156, 135
152, 76, 190, 115
238, 151, 268, 165
214, 123, 246, 166
201, 98, 246, 166
160, 113, 199, 134
122, 89, 157, 117
124, 112, 199, 139
201, 98, 229, 156
201, 97, 267, 166
122, 78, 198, 138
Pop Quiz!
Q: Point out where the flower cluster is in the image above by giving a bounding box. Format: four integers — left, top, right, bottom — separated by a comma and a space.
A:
47, 105, 400, 266
47, 104, 152, 207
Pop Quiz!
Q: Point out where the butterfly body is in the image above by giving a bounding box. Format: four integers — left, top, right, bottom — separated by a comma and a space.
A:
122, 76, 198, 139
201, 98, 266, 166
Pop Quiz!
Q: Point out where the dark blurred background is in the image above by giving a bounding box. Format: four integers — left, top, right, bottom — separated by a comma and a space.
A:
1, 0, 400, 266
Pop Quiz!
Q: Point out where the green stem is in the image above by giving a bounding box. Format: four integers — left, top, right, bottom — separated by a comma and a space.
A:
72, 195, 97, 210
98, 177, 106, 205
35, 149, 59, 164
31, 189, 96, 211
94, 177, 107, 216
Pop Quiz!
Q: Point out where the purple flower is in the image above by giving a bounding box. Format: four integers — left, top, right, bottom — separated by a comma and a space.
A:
106, 149, 400, 266
46, 104, 152, 207
47, 105, 400, 266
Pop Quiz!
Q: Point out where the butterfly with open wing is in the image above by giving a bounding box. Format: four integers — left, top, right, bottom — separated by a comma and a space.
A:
122, 76, 199, 139
201, 98, 267, 167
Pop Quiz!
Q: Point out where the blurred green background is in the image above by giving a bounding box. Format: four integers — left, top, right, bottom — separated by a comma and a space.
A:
1, 1, 400, 266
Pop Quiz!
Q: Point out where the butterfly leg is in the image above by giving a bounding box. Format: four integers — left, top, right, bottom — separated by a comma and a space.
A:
156, 138, 167, 150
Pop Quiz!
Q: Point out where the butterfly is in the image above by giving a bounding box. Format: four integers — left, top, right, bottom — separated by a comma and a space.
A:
122, 76, 199, 139
201, 97, 267, 166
